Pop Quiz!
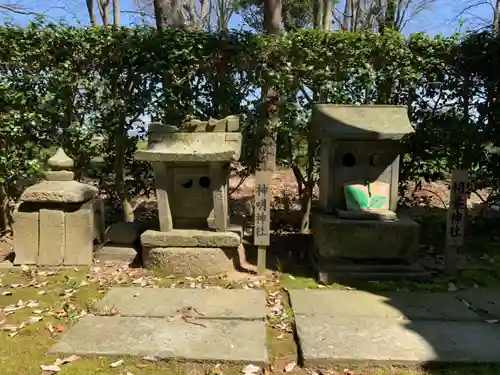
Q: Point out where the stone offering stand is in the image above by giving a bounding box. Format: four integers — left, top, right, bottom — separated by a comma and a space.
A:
134, 116, 244, 276
13, 148, 105, 266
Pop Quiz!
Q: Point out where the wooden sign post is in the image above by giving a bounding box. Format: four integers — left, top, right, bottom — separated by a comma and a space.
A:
445, 169, 468, 275
254, 171, 272, 275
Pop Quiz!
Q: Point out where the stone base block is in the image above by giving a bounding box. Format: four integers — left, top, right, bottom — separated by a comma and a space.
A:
94, 245, 138, 263
141, 229, 241, 248
143, 247, 237, 276
311, 211, 419, 260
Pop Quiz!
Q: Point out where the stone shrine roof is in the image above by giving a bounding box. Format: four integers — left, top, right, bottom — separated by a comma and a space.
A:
312, 104, 414, 141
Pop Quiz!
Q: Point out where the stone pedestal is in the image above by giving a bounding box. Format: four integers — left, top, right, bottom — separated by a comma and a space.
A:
12, 148, 105, 266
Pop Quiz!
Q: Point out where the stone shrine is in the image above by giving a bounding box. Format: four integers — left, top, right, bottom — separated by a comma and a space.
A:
13, 148, 105, 266
135, 116, 243, 276
310, 104, 424, 282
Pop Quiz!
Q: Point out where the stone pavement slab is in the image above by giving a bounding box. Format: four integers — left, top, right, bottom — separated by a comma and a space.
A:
456, 288, 500, 319
95, 287, 266, 319
295, 315, 500, 365
49, 315, 268, 365
289, 289, 480, 321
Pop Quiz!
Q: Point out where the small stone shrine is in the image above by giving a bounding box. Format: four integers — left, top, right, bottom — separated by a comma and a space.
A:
310, 104, 424, 281
13, 148, 105, 266
135, 116, 243, 276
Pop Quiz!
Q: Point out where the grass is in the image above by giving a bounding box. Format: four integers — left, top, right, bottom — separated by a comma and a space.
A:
2, 265, 500, 375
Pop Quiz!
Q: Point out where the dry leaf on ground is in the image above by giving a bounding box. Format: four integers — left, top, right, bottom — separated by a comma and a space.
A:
110, 359, 124, 368
284, 361, 296, 372
242, 364, 260, 375
40, 364, 61, 372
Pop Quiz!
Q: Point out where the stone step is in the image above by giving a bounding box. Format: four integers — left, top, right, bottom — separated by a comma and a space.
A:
295, 316, 500, 365
289, 289, 482, 321
94, 287, 267, 320
49, 315, 268, 365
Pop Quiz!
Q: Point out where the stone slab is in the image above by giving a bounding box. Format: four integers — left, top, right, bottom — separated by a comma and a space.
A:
38, 209, 64, 266
142, 247, 236, 276
141, 229, 240, 248
295, 315, 500, 365
12, 207, 39, 265
95, 287, 266, 319
456, 289, 500, 319
289, 290, 481, 321
94, 245, 137, 263
20, 180, 98, 203
49, 315, 268, 365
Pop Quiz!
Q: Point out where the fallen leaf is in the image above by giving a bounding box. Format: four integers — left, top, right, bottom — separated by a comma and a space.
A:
46, 323, 55, 334
0, 324, 18, 332
142, 355, 159, 362
20, 264, 30, 272
288, 275, 296, 280
343, 369, 355, 375
40, 364, 61, 372
242, 364, 260, 375
9, 284, 23, 288
110, 359, 124, 368
24, 316, 43, 325
486, 319, 500, 324
54, 355, 80, 365
284, 361, 296, 372
38, 290, 47, 295
447, 283, 458, 292
1, 291, 12, 296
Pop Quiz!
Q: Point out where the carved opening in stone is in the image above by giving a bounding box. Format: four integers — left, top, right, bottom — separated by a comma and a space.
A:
199, 176, 211, 188
369, 154, 380, 167
342, 153, 356, 167
182, 179, 194, 188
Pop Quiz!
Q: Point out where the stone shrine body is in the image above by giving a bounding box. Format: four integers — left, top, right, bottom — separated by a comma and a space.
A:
135, 117, 243, 276
310, 104, 424, 282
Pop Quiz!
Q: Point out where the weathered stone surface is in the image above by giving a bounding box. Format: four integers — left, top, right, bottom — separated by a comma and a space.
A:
105, 222, 140, 245
64, 199, 96, 265
290, 290, 481, 321
336, 208, 397, 221
38, 209, 64, 266
95, 288, 266, 319
135, 133, 242, 163
20, 181, 98, 203
43, 170, 75, 181
12, 206, 39, 265
456, 289, 500, 319
94, 245, 137, 263
312, 104, 414, 141
47, 148, 74, 170
141, 229, 240, 248
143, 247, 236, 276
295, 315, 500, 365
311, 212, 419, 260
49, 315, 268, 365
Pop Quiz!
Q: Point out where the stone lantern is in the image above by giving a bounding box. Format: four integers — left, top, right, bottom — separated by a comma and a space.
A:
135, 116, 243, 276
310, 104, 423, 281
13, 148, 105, 266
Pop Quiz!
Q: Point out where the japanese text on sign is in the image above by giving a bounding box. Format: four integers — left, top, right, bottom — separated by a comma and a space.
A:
446, 170, 468, 247
254, 171, 272, 246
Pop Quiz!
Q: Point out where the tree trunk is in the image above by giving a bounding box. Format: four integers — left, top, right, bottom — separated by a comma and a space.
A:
113, 0, 120, 26
87, 0, 99, 26
258, 0, 281, 172
114, 123, 134, 222
321, 0, 332, 30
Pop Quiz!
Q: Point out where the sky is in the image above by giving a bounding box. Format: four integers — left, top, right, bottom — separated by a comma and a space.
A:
1, 0, 497, 37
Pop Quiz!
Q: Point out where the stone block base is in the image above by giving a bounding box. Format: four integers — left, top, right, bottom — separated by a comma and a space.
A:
311, 211, 419, 261
141, 229, 241, 248
94, 245, 138, 263
143, 247, 237, 276
13, 198, 105, 266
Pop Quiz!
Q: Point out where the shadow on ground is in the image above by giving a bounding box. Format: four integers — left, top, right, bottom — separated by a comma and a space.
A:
239, 202, 500, 375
